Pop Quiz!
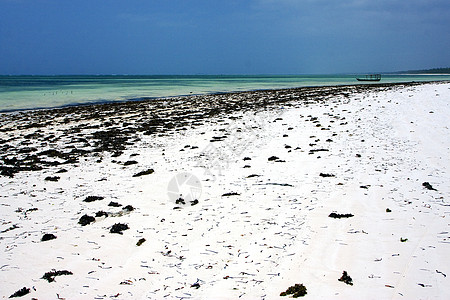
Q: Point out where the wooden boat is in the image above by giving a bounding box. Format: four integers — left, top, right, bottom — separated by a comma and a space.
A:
356, 74, 381, 81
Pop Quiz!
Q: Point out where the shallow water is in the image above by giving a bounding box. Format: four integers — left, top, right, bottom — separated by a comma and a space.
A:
1, 74, 449, 112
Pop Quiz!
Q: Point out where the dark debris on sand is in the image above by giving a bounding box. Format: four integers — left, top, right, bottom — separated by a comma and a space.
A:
0, 82, 430, 178
83, 196, 104, 202
9, 287, 30, 298
280, 283, 307, 297
133, 168, 154, 177
422, 182, 437, 191
41, 233, 57, 241
42, 270, 73, 282
110, 223, 129, 234
78, 214, 95, 226
338, 271, 353, 285
329, 212, 354, 219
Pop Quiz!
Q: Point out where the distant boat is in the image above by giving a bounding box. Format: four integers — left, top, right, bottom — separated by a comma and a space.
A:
356, 74, 381, 81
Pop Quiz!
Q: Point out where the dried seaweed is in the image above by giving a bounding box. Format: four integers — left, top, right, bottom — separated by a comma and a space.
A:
9, 287, 30, 298
133, 168, 154, 177
42, 270, 73, 282
329, 212, 354, 219
280, 283, 307, 297
338, 271, 353, 285
110, 223, 129, 234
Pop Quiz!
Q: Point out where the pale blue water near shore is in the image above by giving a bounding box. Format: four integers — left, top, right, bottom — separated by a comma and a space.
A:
1, 74, 450, 112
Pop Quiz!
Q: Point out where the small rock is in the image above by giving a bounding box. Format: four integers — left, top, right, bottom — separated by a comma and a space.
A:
41, 233, 57, 242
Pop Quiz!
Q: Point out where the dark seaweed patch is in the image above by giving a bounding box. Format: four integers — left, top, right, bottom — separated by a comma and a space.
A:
9, 287, 30, 298
222, 192, 240, 197
338, 271, 353, 285
329, 212, 354, 219
133, 168, 154, 177
136, 238, 146, 246
78, 214, 95, 226
122, 205, 134, 211
319, 173, 335, 177
95, 210, 108, 217
83, 196, 104, 202
42, 270, 73, 282
280, 283, 307, 297
110, 223, 129, 234
422, 182, 437, 191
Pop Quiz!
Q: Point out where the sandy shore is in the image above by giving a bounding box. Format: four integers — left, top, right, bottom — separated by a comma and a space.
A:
1, 82, 449, 299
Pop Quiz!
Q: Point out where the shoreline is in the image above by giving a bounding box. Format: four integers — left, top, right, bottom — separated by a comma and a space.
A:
1, 80, 449, 114
1, 81, 449, 299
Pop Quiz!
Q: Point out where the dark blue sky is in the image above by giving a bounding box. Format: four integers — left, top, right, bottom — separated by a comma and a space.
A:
1, 0, 449, 75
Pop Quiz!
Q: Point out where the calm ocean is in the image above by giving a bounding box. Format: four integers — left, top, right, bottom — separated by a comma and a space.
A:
1, 74, 449, 112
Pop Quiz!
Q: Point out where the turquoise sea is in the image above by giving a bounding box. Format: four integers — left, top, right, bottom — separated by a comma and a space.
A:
1, 74, 450, 112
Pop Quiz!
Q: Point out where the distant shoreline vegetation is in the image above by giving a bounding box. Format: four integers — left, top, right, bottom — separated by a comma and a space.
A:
389, 67, 450, 74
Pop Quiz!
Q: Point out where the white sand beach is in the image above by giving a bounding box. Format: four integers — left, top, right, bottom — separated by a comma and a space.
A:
1, 82, 449, 299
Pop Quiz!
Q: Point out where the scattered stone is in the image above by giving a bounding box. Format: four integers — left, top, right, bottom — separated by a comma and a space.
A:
56, 168, 68, 173
319, 173, 335, 177
108, 201, 122, 207
9, 287, 30, 298
360, 185, 369, 189
191, 199, 199, 206
329, 212, 354, 219
44, 176, 60, 182
110, 223, 129, 234
83, 196, 104, 202
133, 168, 154, 177
268, 156, 279, 161
41, 233, 57, 242
422, 182, 437, 191
222, 192, 240, 197
386, 208, 392, 213
42, 270, 73, 282
338, 271, 353, 285
78, 214, 95, 226
280, 283, 307, 297
355, 154, 361, 158
243, 157, 251, 161
136, 238, 146, 246
400, 237, 408, 242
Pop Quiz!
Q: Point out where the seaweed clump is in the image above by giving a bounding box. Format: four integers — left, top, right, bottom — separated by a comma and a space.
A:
133, 168, 154, 177
9, 287, 30, 298
280, 283, 307, 298
110, 223, 129, 234
338, 271, 353, 285
78, 214, 95, 226
83, 196, 104, 202
422, 182, 437, 191
329, 212, 354, 219
42, 270, 73, 282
